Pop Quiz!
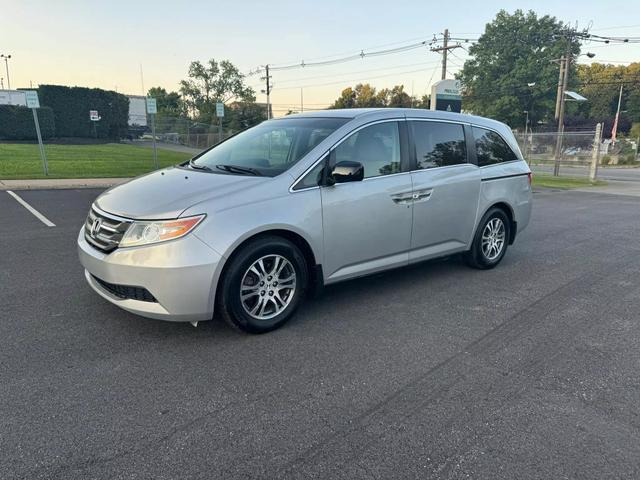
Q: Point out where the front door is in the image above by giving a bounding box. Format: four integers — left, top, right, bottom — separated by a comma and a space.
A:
321, 121, 413, 282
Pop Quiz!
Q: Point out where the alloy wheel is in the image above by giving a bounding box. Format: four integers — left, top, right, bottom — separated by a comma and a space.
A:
240, 254, 297, 320
481, 218, 506, 261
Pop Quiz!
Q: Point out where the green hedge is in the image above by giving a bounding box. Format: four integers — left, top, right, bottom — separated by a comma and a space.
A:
0, 105, 56, 140
38, 85, 129, 139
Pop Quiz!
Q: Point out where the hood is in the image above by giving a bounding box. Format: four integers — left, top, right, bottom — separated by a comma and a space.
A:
95, 166, 271, 219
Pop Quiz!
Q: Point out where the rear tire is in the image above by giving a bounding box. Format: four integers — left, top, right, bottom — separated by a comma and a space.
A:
464, 208, 510, 270
217, 236, 308, 333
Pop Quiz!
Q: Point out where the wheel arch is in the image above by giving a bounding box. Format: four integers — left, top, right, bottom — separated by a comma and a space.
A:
483, 201, 517, 244
216, 228, 323, 304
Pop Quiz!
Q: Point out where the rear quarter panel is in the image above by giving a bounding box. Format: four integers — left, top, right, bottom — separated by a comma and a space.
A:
476, 160, 532, 238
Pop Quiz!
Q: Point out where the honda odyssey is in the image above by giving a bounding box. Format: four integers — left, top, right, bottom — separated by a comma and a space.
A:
78, 108, 532, 333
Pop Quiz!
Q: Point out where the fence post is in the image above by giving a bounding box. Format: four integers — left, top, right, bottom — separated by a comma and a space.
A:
589, 123, 602, 183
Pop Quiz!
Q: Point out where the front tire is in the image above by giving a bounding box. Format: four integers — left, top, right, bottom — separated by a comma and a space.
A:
464, 208, 510, 270
217, 236, 308, 333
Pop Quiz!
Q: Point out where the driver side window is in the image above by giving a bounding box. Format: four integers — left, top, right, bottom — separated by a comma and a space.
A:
332, 122, 401, 179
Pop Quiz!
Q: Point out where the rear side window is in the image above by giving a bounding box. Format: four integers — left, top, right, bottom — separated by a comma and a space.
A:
411, 121, 467, 169
473, 127, 518, 166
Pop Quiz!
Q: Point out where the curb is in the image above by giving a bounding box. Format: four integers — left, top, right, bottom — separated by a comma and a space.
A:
0, 178, 131, 191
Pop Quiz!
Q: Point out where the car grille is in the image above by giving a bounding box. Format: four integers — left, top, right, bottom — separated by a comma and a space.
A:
84, 206, 132, 253
92, 275, 157, 303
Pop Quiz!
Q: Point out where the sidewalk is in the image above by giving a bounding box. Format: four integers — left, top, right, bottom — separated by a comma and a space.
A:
0, 178, 130, 190
573, 180, 640, 197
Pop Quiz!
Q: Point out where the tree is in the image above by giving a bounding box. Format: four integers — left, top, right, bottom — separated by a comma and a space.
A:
330, 83, 422, 109
575, 62, 640, 129
377, 85, 413, 107
147, 87, 185, 117
227, 101, 267, 130
458, 10, 581, 127
179, 59, 255, 123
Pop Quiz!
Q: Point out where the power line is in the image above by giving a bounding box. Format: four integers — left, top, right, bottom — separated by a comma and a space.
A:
273, 60, 442, 85
273, 66, 439, 90
268, 40, 433, 72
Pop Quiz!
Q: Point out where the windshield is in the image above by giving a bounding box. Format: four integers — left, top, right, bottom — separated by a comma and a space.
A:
190, 117, 349, 176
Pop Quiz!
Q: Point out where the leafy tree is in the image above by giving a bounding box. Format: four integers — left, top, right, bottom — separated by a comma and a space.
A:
377, 85, 413, 107
330, 83, 423, 109
575, 62, 640, 126
179, 59, 255, 123
227, 101, 267, 130
147, 87, 185, 117
458, 10, 581, 127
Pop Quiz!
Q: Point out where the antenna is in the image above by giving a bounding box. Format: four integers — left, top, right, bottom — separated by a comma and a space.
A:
139, 64, 145, 96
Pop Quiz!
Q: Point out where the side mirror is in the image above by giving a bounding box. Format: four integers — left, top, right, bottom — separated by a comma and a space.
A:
328, 161, 364, 185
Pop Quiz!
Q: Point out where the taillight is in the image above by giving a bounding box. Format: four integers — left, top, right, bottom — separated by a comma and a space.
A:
527, 172, 532, 186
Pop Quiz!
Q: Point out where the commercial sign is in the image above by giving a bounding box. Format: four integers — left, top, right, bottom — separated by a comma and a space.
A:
0, 89, 27, 106
430, 79, 462, 113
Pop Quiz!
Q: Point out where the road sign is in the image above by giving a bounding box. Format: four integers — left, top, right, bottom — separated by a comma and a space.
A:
24, 91, 48, 175
216, 102, 224, 117
25, 90, 40, 109
145, 97, 158, 168
89, 110, 100, 121
146, 97, 157, 115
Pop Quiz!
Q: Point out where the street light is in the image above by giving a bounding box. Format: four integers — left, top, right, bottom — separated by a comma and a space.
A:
0, 54, 11, 90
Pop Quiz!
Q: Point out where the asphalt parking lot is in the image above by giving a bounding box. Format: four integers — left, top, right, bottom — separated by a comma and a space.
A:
2, 187, 640, 479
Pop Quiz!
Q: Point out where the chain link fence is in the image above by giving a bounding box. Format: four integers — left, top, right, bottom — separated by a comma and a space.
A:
514, 130, 639, 178
131, 116, 237, 152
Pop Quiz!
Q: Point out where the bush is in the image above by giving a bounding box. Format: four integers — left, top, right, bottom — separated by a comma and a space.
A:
619, 154, 638, 165
601, 155, 611, 166
37, 85, 129, 139
0, 105, 55, 140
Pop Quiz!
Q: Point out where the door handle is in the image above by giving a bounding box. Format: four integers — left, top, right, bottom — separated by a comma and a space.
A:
391, 188, 433, 204
412, 188, 433, 203
390, 192, 414, 205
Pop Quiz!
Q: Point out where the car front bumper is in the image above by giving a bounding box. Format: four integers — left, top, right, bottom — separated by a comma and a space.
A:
78, 229, 224, 322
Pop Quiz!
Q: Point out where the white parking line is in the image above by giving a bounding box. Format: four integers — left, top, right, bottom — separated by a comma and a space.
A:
6, 190, 56, 227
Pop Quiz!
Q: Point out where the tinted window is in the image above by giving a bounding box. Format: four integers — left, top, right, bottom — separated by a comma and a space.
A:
411, 121, 466, 169
333, 122, 401, 179
473, 127, 518, 166
192, 117, 348, 176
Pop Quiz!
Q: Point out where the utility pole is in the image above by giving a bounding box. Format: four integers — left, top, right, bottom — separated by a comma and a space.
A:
523, 110, 529, 163
430, 29, 461, 80
441, 29, 448, 80
300, 87, 304, 113
1, 54, 11, 90
589, 122, 602, 182
553, 47, 571, 176
262, 65, 272, 119
554, 56, 565, 121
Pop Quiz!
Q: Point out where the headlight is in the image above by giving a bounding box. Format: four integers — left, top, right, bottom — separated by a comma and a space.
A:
120, 214, 206, 247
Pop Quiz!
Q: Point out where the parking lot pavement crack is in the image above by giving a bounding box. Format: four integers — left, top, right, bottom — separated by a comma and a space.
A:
275, 257, 633, 478
37, 389, 284, 479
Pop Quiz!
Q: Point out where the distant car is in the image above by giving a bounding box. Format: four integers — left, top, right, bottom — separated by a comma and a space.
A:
78, 109, 532, 333
563, 147, 581, 156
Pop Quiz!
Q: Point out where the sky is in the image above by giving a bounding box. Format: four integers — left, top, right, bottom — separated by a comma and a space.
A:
1, 0, 639, 116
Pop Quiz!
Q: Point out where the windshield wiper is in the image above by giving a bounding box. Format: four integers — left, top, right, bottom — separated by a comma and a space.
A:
215, 164, 261, 176
188, 159, 214, 172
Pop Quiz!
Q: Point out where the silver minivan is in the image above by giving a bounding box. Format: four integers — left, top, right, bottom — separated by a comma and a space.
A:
78, 108, 532, 333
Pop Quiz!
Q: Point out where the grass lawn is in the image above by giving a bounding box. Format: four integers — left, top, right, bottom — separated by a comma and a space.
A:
532, 174, 607, 189
0, 143, 193, 179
